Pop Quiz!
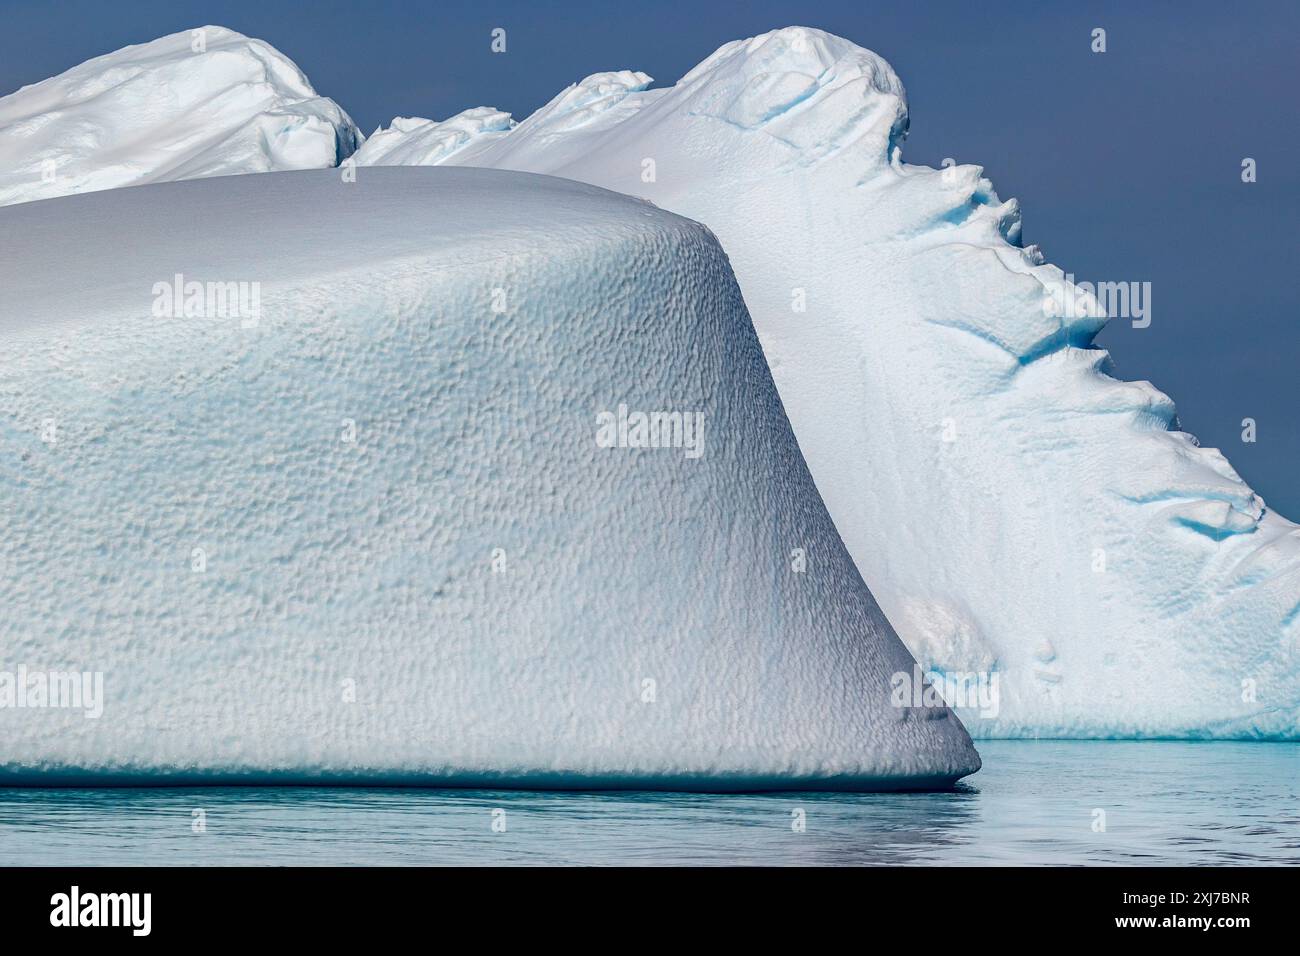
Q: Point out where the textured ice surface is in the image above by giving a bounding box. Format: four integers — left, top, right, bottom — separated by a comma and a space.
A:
0, 167, 979, 787
359, 26, 1300, 738
352, 108, 514, 167
0, 26, 359, 207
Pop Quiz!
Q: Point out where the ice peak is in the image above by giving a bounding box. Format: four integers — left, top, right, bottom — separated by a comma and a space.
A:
673, 26, 908, 157
684, 25, 902, 92
549, 70, 654, 115
356, 107, 515, 166
0, 24, 360, 206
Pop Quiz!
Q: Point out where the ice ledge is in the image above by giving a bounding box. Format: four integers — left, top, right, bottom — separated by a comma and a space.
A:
0, 167, 980, 787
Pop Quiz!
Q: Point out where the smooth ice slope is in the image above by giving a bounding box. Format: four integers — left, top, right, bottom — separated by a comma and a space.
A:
0, 26, 359, 207
0, 167, 979, 787
360, 27, 1300, 738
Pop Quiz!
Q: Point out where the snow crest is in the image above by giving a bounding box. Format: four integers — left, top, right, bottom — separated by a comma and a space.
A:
0, 26, 360, 207
353, 108, 514, 166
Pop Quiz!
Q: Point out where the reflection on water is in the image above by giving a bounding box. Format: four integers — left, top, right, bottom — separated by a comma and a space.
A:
0, 742, 1296, 865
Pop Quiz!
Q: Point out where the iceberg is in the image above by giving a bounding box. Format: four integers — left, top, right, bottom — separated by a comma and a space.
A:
0, 166, 979, 788
0, 26, 359, 207
359, 26, 1300, 738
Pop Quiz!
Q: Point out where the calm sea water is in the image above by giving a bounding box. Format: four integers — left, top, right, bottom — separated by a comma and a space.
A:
1, 742, 1296, 865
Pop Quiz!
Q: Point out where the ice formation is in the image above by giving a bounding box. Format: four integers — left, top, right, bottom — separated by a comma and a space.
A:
351, 108, 514, 167
359, 26, 1300, 738
0, 167, 979, 787
0, 26, 359, 207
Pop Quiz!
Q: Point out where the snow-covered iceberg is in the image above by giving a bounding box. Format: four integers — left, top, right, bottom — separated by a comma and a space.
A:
0, 166, 979, 787
0, 26, 359, 207
359, 26, 1300, 738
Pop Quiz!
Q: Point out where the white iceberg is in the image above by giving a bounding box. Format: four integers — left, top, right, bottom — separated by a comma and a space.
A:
0, 166, 979, 787
0, 26, 360, 207
359, 26, 1300, 738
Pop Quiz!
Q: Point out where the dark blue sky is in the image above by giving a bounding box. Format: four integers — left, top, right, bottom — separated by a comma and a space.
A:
3, 0, 1296, 514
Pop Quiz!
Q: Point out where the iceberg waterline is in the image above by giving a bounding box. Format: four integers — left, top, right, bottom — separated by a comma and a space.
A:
0, 167, 979, 787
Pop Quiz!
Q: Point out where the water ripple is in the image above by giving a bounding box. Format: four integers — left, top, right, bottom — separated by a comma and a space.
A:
0, 742, 1295, 865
